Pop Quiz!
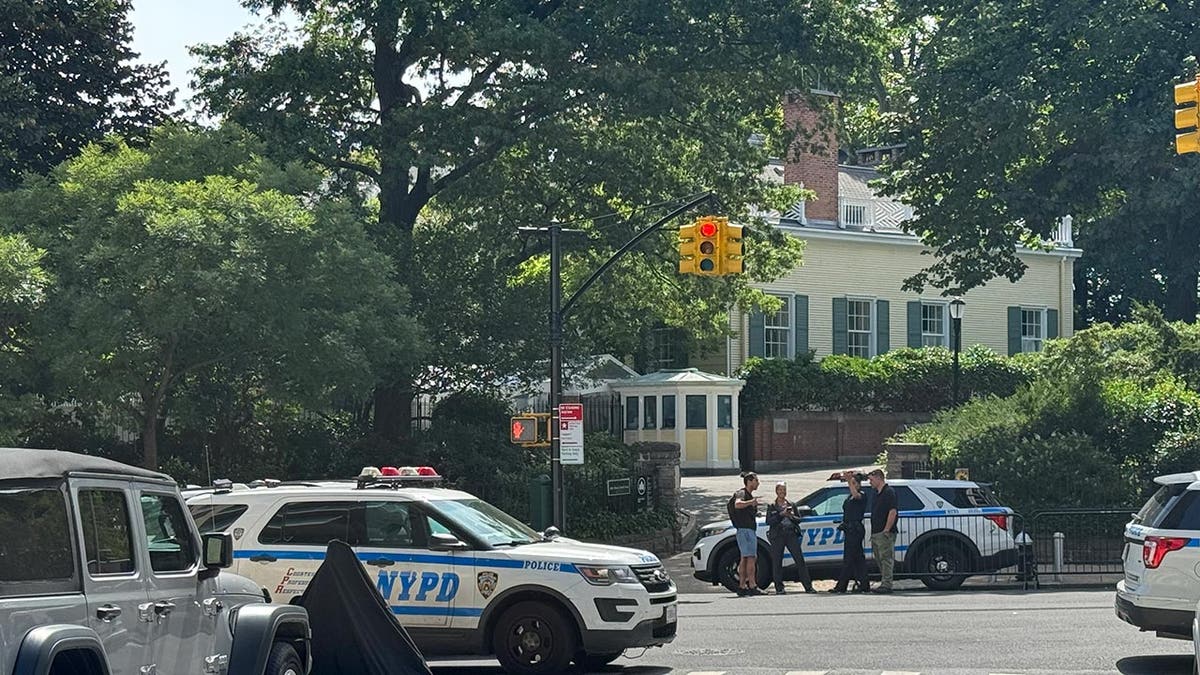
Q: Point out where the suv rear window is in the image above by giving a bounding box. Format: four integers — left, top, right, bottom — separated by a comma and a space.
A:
0, 483, 77, 596
189, 503, 249, 533
1156, 491, 1200, 530
931, 487, 1001, 509
1134, 484, 1186, 526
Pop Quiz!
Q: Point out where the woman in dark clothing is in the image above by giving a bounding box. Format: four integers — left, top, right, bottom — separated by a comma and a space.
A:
765, 481, 815, 595
831, 470, 870, 593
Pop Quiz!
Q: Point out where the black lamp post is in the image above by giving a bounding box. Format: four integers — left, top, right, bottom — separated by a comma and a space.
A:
949, 298, 966, 405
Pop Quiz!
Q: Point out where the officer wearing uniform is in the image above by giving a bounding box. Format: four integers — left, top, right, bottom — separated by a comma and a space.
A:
765, 481, 814, 595
831, 470, 870, 593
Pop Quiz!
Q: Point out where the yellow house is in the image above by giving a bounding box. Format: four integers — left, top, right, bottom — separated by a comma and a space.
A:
608, 369, 744, 471
689, 93, 1081, 374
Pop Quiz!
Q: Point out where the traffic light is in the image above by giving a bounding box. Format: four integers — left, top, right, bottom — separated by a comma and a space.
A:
1175, 78, 1200, 155
510, 415, 539, 445
721, 221, 744, 275
677, 222, 698, 274
694, 216, 723, 276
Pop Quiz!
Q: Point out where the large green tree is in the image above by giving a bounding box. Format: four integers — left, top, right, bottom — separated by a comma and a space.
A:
189, 0, 880, 438
0, 125, 420, 468
877, 0, 1200, 321
0, 0, 173, 189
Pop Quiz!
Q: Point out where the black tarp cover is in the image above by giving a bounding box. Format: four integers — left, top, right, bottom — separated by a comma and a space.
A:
299, 540, 433, 675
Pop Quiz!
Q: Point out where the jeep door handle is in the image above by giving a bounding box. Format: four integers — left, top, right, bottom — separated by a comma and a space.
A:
95, 604, 122, 621
249, 554, 277, 563
366, 558, 394, 567
154, 601, 176, 617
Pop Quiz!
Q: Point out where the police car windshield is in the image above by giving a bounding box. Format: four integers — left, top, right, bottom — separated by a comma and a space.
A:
430, 499, 541, 546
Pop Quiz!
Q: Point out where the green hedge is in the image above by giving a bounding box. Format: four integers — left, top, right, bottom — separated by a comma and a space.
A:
900, 313, 1200, 514
739, 345, 1038, 419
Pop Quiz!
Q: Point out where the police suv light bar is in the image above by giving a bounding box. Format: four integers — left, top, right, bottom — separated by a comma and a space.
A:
356, 465, 443, 489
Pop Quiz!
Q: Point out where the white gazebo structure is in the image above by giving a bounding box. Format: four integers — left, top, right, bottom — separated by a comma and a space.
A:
608, 369, 745, 470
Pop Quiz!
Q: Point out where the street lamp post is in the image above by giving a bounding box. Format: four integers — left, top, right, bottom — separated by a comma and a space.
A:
949, 298, 966, 406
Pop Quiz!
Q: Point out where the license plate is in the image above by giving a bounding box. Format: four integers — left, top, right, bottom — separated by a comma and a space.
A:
664, 604, 677, 623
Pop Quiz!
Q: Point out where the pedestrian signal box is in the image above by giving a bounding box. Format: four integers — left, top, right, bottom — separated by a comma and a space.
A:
510, 413, 550, 447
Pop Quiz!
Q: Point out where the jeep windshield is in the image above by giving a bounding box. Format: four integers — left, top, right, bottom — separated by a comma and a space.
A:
429, 499, 541, 547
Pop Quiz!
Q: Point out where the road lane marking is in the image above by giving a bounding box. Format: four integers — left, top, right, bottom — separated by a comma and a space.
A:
784, 671, 829, 675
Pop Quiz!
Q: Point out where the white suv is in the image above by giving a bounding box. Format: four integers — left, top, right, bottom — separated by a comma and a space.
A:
1116, 471, 1200, 640
185, 468, 677, 675
692, 477, 1020, 592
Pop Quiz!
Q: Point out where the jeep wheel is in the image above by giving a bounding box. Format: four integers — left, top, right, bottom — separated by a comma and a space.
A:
493, 601, 576, 675
716, 545, 770, 593
575, 650, 623, 670
265, 641, 303, 675
917, 541, 970, 590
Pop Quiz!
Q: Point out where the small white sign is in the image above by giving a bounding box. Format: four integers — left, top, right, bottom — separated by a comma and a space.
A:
560, 403, 584, 465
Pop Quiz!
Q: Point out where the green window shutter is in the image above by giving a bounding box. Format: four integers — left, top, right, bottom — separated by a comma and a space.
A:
1047, 309, 1060, 340
1007, 306, 1022, 355
794, 295, 809, 357
876, 299, 890, 355
832, 297, 848, 355
907, 301, 923, 348
748, 312, 766, 358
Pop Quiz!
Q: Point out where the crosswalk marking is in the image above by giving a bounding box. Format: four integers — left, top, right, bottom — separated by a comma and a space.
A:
784, 671, 829, 675
881, 672, 922, 675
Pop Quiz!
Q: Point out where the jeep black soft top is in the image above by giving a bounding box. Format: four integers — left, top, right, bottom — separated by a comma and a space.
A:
1, 447, 171, 481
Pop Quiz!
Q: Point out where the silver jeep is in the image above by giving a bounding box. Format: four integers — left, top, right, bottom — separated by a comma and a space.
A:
0, 448, 311, 675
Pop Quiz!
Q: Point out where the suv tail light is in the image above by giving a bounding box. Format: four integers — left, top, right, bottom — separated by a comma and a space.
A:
984, 514, 1009, 531
1143, 535, 1191, 569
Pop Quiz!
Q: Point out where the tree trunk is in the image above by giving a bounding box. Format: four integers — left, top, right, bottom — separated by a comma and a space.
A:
142, 411, 158, 470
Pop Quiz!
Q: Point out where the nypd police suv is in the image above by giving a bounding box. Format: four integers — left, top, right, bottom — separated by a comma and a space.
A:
693, 476, 1020, 592
185, 467, 676, 675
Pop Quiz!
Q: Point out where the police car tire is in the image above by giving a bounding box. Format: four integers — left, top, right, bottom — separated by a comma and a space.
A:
492, 600, 577, 675
916, 540, 970, 591
716, 545, 771, 593
264, 641, 303, 675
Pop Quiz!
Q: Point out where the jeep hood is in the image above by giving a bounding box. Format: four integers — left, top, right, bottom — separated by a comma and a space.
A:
511, 538, 660, 566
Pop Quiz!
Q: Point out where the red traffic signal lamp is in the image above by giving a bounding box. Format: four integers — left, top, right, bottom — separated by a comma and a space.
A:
694, 216, 724, 275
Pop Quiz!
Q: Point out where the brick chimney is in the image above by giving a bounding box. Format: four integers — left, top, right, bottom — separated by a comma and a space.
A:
782, 90, 840, 224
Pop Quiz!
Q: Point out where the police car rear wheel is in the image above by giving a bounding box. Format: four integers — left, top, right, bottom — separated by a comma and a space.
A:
917, 541, 970, 590
264, 641, 303, 675
493, 601, 576, 675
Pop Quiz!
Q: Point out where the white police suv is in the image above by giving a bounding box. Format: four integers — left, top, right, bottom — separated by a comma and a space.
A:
692, 476, 1020, 592
185, 467, 677, 675
1116, 471, 1200, 641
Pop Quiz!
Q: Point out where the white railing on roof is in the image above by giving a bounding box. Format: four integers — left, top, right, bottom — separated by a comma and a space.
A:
1055, 215, 1074, 247
839, 198, 874, 229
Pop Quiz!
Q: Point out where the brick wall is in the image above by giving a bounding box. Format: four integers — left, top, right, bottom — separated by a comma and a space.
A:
749, 411, 930, 470
782, 90, 839, 223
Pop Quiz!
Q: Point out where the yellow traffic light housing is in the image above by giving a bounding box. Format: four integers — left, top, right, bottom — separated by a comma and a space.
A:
721, 222, 744, 275
694, 216, 724, 276
1175, 79, 1200, 155
678, 222, 698, 274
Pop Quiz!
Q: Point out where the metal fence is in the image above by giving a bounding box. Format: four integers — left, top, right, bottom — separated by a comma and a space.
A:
887, 512, 1037, 590
1024, 509, 1132, 584
565, 467, 660, 515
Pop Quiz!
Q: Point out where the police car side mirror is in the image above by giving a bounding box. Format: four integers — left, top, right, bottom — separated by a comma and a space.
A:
429, 533, 468, 551
202, 532, 233, 569
793, 505, 814, 518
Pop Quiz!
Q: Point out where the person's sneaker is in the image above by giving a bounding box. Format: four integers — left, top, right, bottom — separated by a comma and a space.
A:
736, 588, 748, 597
747, 587, 764, 596
852, 586, 871, 594
874, 586, 893, 594
828, 587, 846, 594
775, 588, 787, 595
803, 586, 817, 594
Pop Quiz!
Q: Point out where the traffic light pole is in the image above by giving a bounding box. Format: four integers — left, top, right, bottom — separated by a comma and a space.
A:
525, 190, 717, 530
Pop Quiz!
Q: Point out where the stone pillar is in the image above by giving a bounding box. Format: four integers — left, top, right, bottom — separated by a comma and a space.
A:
883, 442, 931, 479
632, 441, 682, 548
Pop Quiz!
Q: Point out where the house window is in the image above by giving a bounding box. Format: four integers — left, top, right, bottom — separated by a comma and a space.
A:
922, 302, 948, 347
650, 327, 676, 372
764, 295, 791, 359
685, 395, 707, 429
717, 395, 733, 429
847, 299, 874, 358
841, 201, 871, 227
643, 395, 657, 429
625, 397, 639, 429
662, 395, 676, 429
1021, 308, 1045, 353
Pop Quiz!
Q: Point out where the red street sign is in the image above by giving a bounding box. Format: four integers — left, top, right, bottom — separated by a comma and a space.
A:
559, 403, 583, 421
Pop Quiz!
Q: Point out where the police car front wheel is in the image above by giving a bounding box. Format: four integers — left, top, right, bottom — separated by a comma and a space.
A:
493, 601, 577, 675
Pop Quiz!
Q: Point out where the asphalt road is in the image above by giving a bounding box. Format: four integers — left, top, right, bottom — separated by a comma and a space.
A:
429, 588, 1194, 675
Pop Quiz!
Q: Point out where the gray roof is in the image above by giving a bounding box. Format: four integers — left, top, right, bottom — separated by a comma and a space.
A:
1, 448, 172, 482
609, 368, 745, 389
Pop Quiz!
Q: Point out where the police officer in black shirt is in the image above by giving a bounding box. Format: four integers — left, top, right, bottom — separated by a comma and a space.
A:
830, 470, 870, 594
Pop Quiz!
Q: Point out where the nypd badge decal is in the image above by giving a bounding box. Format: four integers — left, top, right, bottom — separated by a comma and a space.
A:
477, 571, 498, 599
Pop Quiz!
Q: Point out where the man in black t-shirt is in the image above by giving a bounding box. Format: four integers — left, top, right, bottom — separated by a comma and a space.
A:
867, 469, 898, 594
729, 472, 761, 596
